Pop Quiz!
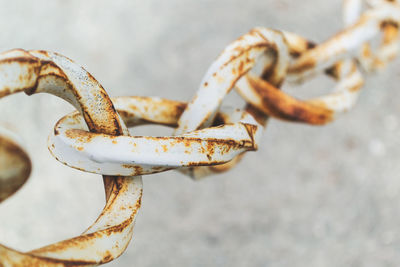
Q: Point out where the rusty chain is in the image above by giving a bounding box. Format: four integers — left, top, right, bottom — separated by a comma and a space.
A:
0, 0, 399, 265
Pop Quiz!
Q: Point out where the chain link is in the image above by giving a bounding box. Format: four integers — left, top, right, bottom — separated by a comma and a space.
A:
0, 0, 399, 265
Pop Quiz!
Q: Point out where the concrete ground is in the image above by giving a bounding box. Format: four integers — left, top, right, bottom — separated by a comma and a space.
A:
1, 0, 400, 266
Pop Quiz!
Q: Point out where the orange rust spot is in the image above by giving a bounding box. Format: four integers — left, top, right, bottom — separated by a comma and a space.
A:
122, 164, 143, 175
184, 141, 191, 148
102, 251, 113, 262
128, 104, 140, 113
245, 57, 253, 64
161, 144, 168, 152
34, 50, 50, 57
246, 75, 334, 125
362, 44, 372, 59
65, 129, 96, 143
381, 21, 399, 44
238, 60, 244, 73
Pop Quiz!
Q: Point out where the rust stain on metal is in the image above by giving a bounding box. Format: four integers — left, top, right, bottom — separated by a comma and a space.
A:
0, 135, 31, 203
246, 75, 334, 124
0, 49, 143, 265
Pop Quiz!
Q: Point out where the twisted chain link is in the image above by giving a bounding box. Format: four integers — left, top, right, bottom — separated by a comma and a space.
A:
0, 0, 399, 265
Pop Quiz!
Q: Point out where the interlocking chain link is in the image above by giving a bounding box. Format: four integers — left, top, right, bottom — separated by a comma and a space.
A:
0, 0, 399, 265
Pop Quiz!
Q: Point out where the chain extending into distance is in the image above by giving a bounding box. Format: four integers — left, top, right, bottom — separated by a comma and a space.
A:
0, 0, 399, 265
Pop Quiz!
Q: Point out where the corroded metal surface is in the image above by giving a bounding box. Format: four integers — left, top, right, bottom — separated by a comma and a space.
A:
0, 50, 142, 266
0, 127, 31, 203
0, 0, 399, 265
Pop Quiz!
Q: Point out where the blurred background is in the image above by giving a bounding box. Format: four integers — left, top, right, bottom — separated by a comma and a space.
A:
1, 0, 400, 266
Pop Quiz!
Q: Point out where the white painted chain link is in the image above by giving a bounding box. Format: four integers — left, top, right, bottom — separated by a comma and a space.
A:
0, 0, 399, 265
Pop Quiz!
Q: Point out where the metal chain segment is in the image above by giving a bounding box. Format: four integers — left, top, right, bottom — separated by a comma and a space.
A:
0, 0, 399, 265
48, 98, 262, 177
0, 49, 142, 266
